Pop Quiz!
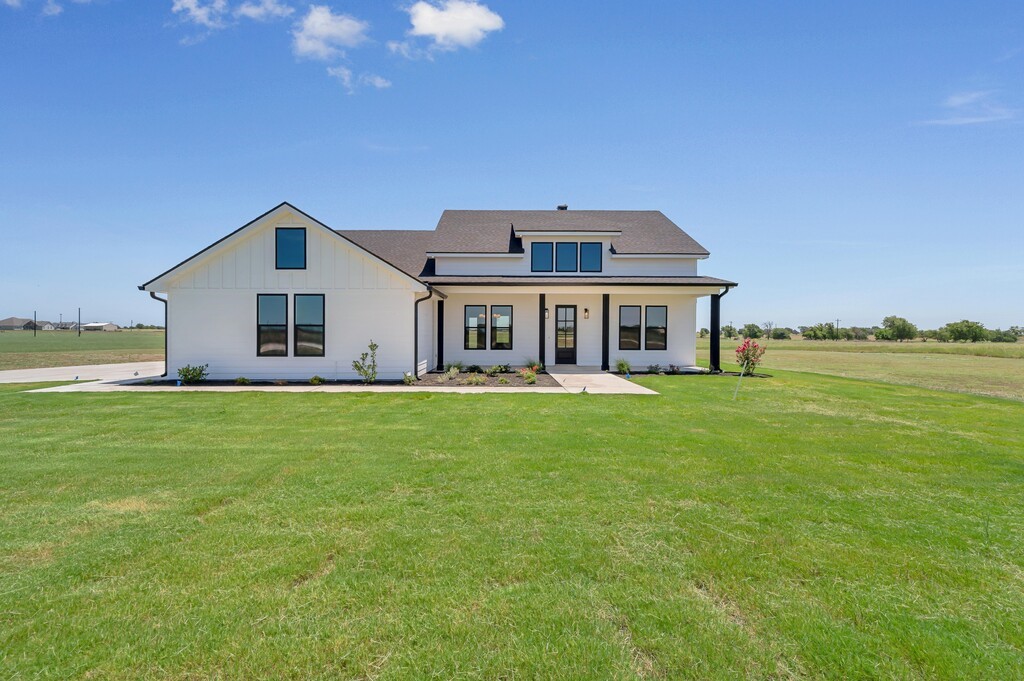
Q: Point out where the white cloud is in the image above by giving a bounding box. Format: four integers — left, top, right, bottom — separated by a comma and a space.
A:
172, 0, 228, 29
327, 65, 353, 92
42, 0, 61, 15
292, 5, 369, 60
403, 0, 503, 52
235, 0, 292, 21
3, 0, 23, 8
360, 73, 391, 89
922, 89, 1018, 126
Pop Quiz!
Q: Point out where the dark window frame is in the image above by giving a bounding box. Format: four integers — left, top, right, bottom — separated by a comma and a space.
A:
531, 242, 554, 272
257, 293, 288, 357
490, 305, 513, 350
618, 305, 641, 351
293, 294, 325, 357
579, 242, 603, 273
275, 227, 306, 270
464, 304, 487, 350
555, 242, 578, 272
645, 305, 668, 351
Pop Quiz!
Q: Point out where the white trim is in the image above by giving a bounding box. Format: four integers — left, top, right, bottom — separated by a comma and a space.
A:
426, 252, 523, 258
610, 253, 709, 259
515, 230, 621, 237
433, 284, 727, 296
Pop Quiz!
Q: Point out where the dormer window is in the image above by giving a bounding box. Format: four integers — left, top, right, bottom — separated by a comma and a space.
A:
580, 242, 603, 272
275, 227, 306, 270
555, 242, 578, 272
531, 242, 553, 272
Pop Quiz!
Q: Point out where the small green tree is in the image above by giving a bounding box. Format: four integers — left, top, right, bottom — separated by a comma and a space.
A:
881, 316, 918, 342
721, 324, 737, 339
698, 328, 709, 338
352, 340, 379, 384
770, 328, 791, 340
741, 323, 763, 339
943, 320, 988, 343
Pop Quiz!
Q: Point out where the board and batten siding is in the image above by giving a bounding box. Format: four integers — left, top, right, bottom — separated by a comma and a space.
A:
163, 211, 423, 380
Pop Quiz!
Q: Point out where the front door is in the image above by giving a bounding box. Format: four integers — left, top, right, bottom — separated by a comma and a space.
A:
555, 305, 577, 364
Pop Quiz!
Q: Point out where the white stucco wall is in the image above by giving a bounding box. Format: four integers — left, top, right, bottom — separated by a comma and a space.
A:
434, 235, 699, 277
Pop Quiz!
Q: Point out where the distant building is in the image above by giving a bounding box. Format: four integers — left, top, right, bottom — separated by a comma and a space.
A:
0, 316, 31, 330
82, 322, 119, 332
23, 320, 55, 331
55, 321, 79, 330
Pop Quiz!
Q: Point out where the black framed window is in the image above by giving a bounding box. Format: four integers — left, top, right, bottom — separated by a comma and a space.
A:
618, 305, 641, 350
464, 305, 486, 350
531, 242, 553, 272
490, 305, 513, 350
555, 242, 578, 272
257, 294, 288, 356
276, 227, 306, 270
645, 306, 668, 350
294, 294, 325, 357
580, 242, 603, 272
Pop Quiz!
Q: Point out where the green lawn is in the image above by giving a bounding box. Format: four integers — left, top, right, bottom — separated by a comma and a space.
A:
2, 371, 1023, 678
698, 338, 1024, 401
0, 329, 164, 370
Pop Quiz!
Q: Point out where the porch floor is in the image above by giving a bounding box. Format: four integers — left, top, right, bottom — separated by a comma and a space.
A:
546, 366, 659, 395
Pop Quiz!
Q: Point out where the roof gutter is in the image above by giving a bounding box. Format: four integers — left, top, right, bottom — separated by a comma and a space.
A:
148, 292, 168, 377
413, 286, 446, 378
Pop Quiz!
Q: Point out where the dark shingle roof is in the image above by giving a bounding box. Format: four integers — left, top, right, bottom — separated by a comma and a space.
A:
420, 275, 737, 287
340, 209, 726, 285
432, 210, 709, 255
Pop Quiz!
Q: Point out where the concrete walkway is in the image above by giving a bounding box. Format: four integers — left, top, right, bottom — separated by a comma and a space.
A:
546, 366, 658, 395
8, 362, 657, 396
0, 361, 164, 384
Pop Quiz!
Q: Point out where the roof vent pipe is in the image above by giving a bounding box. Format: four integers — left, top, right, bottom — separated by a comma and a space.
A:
557, 204, 568, 210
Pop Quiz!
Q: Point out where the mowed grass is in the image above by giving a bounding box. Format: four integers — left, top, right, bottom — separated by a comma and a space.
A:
2, 372, 1023, 678
698, 338, 1024, 401
0, 329, 164, 370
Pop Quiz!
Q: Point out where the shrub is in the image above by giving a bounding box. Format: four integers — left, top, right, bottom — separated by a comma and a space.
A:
943, 320, 988, 343
465, 373, 486, 386
444, 360, 464, 371
989, 328, 1017, 343
439, 366, 460, 382
403, 372, 417, 385
309, 375, 325, 385
668, 364, 681, 374
352, 340, 379, 384
498, 376, 509, 385
721, 324, 737, 339
615, 358, 631, 374
520, 370, 537, 385
487, 364, 510, 376
234, 376, 251, 385
647, 364, 662, 374
741, 323, 763, 339
177, 363, 209, 384
522, 358, 543, 372
698, 328, 709, 338
735, 339, 766, 375
466, 364, 483, 374
770, 328, 791, 340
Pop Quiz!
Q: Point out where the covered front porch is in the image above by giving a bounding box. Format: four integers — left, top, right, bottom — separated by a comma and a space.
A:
431, 284, 731, 372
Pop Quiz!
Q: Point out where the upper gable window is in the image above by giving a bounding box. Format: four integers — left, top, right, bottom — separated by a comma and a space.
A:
580, 242, 603, 272
531, 242, 553, 272
555, 242, 578, 272
276, 228, 306, 270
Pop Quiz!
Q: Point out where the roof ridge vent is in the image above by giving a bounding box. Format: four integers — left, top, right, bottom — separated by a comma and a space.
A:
556, 204, 568, 210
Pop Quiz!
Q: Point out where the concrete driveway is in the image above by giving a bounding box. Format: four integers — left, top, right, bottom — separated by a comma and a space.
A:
0, 362, 165, 384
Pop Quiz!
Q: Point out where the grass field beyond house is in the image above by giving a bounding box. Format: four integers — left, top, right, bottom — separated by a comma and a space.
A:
2, 371, 1023, 678
0, 329, 164, 370
697, 338, 1024, 401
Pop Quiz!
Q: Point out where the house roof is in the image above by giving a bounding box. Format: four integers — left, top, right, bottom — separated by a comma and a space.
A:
420, 275, 738, 287
432, 210, 710, 255
0, 317, 31, 326
336, 230, 436, 278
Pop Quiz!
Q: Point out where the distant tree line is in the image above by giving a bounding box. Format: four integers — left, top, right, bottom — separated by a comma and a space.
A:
715, 317, 1022, 343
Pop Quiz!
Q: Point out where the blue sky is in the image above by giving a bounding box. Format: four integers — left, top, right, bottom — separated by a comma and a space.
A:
1, 0, 1021, 329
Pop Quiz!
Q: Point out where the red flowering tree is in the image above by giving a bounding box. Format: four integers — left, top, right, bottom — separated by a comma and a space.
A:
735, 338, 766, 375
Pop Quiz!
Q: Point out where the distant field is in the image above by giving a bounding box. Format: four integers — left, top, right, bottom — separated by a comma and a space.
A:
698, 338, 1024, 401
0, 330, 164, 371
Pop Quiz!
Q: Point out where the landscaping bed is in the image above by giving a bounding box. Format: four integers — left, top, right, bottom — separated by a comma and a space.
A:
421, 370, 558, 388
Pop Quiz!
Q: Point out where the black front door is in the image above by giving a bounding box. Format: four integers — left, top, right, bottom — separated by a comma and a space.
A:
555, 305, 576, 364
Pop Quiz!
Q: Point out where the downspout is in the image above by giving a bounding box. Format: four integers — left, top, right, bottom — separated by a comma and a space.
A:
413, 287, 446, 378
148, 291, 168, 377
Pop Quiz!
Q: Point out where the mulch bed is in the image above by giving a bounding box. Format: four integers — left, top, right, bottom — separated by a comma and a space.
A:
420, 371, 559, 388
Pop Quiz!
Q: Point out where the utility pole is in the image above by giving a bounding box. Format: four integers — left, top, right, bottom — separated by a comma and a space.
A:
33, 310, 37, 337
835, 318, 841, 341
78, 307, 81, 337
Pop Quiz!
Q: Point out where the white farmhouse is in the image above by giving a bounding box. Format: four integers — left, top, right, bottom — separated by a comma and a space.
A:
140, 203, 736, 380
